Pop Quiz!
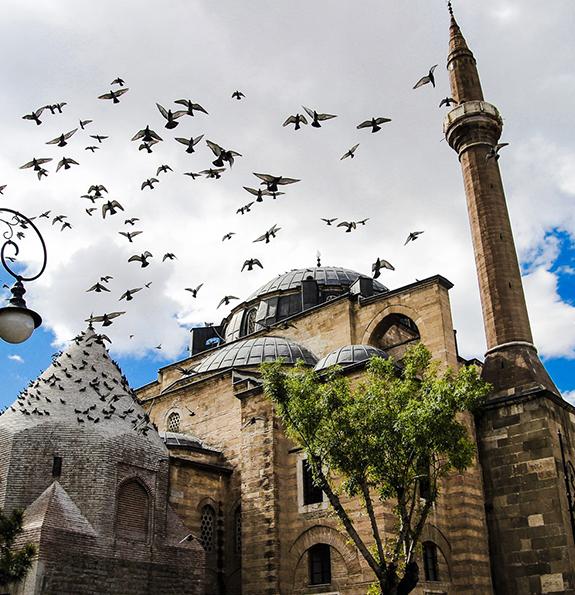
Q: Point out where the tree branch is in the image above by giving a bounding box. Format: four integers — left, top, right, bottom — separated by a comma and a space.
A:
360, 480, 386, 568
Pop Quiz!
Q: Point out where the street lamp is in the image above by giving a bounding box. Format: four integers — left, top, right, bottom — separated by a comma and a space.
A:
0, 208, 47, 343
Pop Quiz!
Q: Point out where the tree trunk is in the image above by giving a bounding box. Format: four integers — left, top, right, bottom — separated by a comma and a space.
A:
379, 562, 419, 595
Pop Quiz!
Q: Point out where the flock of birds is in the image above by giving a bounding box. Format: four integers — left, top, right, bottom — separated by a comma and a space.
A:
1, 61, 508, 349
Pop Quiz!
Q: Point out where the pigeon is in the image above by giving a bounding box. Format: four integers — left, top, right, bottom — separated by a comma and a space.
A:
302, 106, 337, 128
100, 276, 113, 283
90, 135, 109, 143
357, 117, 391, 133
132, 126, 163, 143
337, 221, 357, 233
372, 257, 395, 279
439, 97, 458, 108
486, 143, 509, 161
39, 211, 51, 219
206, 140, 242, 167
236, 202, 254, 215
47, 102, 67, 114
119, 288, 142, 301
86, 208, 97, 216
243, 187, 271, 203
79, 119, 93, 129
341, 144, 360, 160
183, 171, 202, 179
174, 99, 208, 116
242, 258, 263, 271
222, 232, 235, 241
157, 103, 186, 129
111, 77, 126, 86
139, 142, 157, 153
85, 146, 99, 152
37, 168, 48, 180
217, 295, 239, 308
85, 312, 125, 327
98, 88, 129, 103
283, 114, 308, 130
128, 251, 153, 267
321, 218, 338, 226
87, 282, 110, 293
357, 218, 370, 225
253, 173, 300, 192
157, 165, 173, 175
56, 157, 79, 172
102, 200, 124, 218
254, 224, 281, 244
162, 253, 177, 262
124, 218, 139, 226
175, 135, 204, 153
413, 65, 438, 89
200, 168, 225, 179
141, 178, 159, 190
404, 231, 424, 245
88, 185, 107, 197
185, 283, 203, 297
20, 157, 52, 171
0, 185, 6, 195
231, 90, 245, 100
46, 128, 77, 147
22, 107, 45, 125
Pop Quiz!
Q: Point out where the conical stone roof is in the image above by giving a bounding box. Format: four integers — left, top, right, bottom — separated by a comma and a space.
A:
0, 327, 162, 446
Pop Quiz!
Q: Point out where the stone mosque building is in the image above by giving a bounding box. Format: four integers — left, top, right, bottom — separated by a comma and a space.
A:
1, 9, 575, 595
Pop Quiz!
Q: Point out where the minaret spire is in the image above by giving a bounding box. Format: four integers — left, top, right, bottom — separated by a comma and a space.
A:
443, 12, 558, 397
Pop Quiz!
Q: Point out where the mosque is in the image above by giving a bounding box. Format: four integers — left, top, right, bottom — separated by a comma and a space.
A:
1, 9, 574, 595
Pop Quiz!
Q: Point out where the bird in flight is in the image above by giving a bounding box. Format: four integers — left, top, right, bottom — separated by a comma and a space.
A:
222, 232, 235, 241
119, 231, 143, 243
125, 218, 139, 226
231, 90, 245, 100
20, 157, 52, 171
102, 200, 124, 218
174, 99, 208, 116
56, 157, 79, 172
337, 221, 357, 233
44, 102, 67, 114
357, 117, 391, 133
85, 312, 125, 327
22, 107, 45, 125
141, 178, 159, 190
283, 114, 308, 130
162, 253, 177, 262
302, 106, 337, 128
200, 168, 225, 179
157, 165, 173, 175
372, 258, 395, 279
439, 97, 458, 108
132, 125, 162, 144
242, 258, 263, 271
98, 88, 129, 103
321, 218, 338, 226
85, 146, 99, 152
236, 202, 254, 215
128, 251, 153, 267
90, 135, 109, 143
79, 119, 93, 130
185, 283, 203, 297
253, 173, 300, 192
119, 288, 142, 301
157, 103, 186, 129
183, 171, 202, 179
87, 282, 110, 293
341, 144, 360, 160
111, 77, 126, 86
243, 187, 272, 203
254, 224, 281, 244
404, 231, 424, 245
217, 295, 239, 308
86, 208, 97, 216
46, 128, 77, 147
206, 140, 242, 167
413, 65, 438, 89
486, 143, 509, 161
175, 135, 204, 153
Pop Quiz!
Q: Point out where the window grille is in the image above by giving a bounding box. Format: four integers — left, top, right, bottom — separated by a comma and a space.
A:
234, 506, 242, 554
167, 411, 181, 433
52, 456, 62, 478
302, 459, 323, 505
423, 542, 439, 581
116, 480, 149, 540
308, 543, 331, 585
200, 505, 216, 553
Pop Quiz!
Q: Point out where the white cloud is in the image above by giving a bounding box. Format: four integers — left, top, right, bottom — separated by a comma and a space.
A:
563, 391, 575, 407
8, 354, 24, 363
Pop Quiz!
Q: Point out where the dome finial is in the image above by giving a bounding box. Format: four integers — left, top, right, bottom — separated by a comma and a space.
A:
448, 0, 453, 17
316, 250, 321, 268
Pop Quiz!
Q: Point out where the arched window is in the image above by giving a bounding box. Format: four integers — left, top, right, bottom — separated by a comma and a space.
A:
234, 505, 242, 555
308, 543, 331, 585
200, 505, 216, 553
423, 541, 439, 581
167, 411, 181, 433
241, 308, 257, 336
116, 479, 150, 541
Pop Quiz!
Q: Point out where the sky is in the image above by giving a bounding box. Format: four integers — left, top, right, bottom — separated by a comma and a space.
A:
0, 0, 574, 407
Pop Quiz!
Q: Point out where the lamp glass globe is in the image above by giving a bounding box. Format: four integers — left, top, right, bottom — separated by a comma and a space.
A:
0, 308, 36, 343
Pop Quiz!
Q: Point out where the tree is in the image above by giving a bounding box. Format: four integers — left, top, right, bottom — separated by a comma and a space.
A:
261, 343, 490, 595
0, 508, 36, 587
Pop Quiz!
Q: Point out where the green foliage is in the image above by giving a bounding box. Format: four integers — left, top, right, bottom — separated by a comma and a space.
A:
0, 508, 36, 587
262, 343, 490, 593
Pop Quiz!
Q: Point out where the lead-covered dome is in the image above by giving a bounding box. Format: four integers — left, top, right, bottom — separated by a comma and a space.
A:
194, 336, 317, 375
314, 344, 389, 371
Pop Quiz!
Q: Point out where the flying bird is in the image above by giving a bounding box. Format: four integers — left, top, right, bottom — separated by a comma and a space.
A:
157, 164, 173, 175
98, 88, 129, 103
222, 232, 235, 241
85, 312, 125, 327
22, 107, 45, 125
88, 185, 107, 196
236, 202, 254, 215
86, 208, 97, 216
0, 185, 6, 195
37, 168, 48, 180
87, 283, 110, 293
139, 142, 157, 153
404, 231, 424, 245
439, 97, 458, 108
341, 144, 360, 160
283, 114, 308, 130
372, 258, 395, 279
357, 218, 370, 225
337, 221, 357, 233
217, 296, 239, 308
141, 178, 159, 190
321, 218, 338, 226
100, 276, 113, 283
119, 231, 143, 243
85, 146, 99, 152
124, 218, 139, 225
128, 251, 153, 267
174, 99, 208, 115
183, 171, 202, 179
175, 135, 204, 153
119, 288, 142, 301
357, 117, 391, 133
243, 187, 271, 202
206, 140, 242, 167
156, 103, 186, 129
111, 77, 126, 86
254, 224, 281, 244
79, 119, 93, 129
46, 129, 77, 147
90, 135, 109, 143
302, 106, 337, 128
56, 157, 79, 172
486, 143, 509, 161
231, 90, 245, 100
46, 102, 67, 114
162, 253, 177, 261
20, 157, 52, 171
413, 65, 438, 89
102, 200, 124, 218
253, 173, 300, 192
200, 168, 225, 179
132, 126, 162, 143
242, 258, 263, 271
185, 283, 203, 297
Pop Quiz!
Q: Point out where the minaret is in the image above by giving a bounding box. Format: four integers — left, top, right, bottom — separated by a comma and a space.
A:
443, 4, 558, 398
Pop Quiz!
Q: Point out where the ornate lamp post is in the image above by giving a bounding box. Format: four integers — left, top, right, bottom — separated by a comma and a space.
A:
0, 208, 46, 343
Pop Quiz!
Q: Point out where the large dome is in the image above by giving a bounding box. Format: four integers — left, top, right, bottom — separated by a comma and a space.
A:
246, 266, 387, 301
314, 344, 389, 371
193, 336, 317, 375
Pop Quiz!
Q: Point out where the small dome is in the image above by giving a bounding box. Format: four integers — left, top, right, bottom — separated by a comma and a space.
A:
246, 266, 387, 302
194, 336, 317, 375
314, 345, 389, 371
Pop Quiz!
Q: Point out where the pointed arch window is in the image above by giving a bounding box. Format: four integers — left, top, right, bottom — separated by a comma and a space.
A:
200, 504, 216, 553
423, 541, 439, 581
116, 479, 150, 541
167, 411, 181, 433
